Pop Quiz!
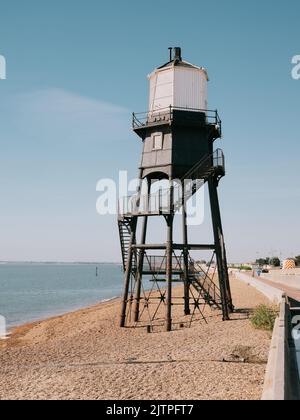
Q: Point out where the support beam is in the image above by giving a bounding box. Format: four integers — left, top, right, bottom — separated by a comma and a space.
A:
134, 181, 150, 322
208, 176, 230, 321
208, 178, 233, 312
132, 243, 215, 250
176, 244, 215, 251
132, 244, 167, 250
165, 182, 174, 332
182, 199, 190, 316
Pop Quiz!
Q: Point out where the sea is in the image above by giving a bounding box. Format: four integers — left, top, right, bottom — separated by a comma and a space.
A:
0, 263, 123, 329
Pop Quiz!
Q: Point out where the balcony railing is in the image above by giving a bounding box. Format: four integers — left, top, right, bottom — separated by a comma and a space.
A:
118, 177, 204, 217
143, 255, 184, 273
132, 106, 222, 134
213, 148, 225, 172
118, 149, 225, 218
118, 186, 172, 217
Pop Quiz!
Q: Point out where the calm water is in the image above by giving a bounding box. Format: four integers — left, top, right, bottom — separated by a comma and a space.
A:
0, 263, 123, 329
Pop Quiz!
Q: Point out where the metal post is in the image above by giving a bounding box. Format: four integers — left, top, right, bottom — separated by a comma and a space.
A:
182, 187, 191, 316
208, 177, 233, 313
219, 232, 233, 313
208, 177, 230, 321
134, 181, 151, 322
158, 188, 162, 214
165, 181, 174, 332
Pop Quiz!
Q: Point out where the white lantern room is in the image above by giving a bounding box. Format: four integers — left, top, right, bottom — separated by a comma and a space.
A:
148, 48, 209, 113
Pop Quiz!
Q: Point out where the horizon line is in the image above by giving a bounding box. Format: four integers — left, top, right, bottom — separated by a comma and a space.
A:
0, 261, 122, 265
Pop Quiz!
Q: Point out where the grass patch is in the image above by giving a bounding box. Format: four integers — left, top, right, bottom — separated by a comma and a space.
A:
251, 304, 278, 332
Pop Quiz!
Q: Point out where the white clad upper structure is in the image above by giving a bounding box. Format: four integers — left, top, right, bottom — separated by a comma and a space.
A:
148, 48, 209, 113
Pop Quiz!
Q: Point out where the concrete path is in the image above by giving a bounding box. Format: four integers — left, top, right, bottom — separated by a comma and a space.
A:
257, 277, 300, 303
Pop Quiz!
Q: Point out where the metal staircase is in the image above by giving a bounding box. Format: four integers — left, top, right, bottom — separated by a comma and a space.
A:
174, 151, 220, 212
118, 218, 136, 273
189, 270, 222, 310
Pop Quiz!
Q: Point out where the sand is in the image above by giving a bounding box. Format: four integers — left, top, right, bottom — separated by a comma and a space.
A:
0, 278, 272, 400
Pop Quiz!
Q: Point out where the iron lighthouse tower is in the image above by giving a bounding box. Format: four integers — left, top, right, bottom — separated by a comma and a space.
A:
118, 48, 233, 331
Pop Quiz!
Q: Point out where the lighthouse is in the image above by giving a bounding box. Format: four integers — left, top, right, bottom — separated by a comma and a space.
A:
118, 48, 233, 332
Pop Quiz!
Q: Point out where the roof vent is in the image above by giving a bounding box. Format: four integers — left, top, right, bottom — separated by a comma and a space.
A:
173, 47, 182, 62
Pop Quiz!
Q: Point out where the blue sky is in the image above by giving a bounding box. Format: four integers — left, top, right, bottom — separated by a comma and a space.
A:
0, 0, 299, 262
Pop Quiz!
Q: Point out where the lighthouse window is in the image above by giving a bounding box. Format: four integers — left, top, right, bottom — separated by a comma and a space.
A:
152, 134, 163, 150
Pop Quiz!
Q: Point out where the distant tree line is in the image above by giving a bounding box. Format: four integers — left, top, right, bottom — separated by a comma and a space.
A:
256, 256, 300, 267
199, 256, 300, 268
256, 257, 281, 267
